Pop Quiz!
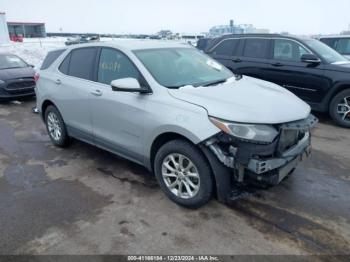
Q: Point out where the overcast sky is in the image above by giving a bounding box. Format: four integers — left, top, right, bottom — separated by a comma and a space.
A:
1, 0, 349, 35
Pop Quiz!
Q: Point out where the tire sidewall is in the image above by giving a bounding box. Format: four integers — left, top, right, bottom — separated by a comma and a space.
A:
330, 90, 350, 128
45, 106, 69, 146
154, 140, 213, 208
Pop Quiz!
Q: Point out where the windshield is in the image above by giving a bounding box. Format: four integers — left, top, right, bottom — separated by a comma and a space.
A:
134, 48, 233, 88
0, 54, 28, 70
304, 39, 348, 64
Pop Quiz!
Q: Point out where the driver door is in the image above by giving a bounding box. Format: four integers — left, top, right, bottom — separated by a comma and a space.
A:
90, 48, 148, 164
263, 38, 328, 104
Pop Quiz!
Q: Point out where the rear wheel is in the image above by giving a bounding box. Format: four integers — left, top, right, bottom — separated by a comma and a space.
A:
154, 139, 213, 208
329, 89, 350, 128
45, 105, 71, 147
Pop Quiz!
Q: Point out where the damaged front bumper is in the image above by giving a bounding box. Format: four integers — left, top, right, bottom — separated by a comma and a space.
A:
204, 114, 317, 188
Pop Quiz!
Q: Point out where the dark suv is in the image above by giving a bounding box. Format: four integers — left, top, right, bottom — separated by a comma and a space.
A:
201, 34, 350, 127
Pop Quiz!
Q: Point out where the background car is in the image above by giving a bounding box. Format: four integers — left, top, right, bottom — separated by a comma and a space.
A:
65, 35, 100, 46
10, 34, 24, 42
0, 53, 36, 101
202, 34, 350, 127
319, 35, 350, 59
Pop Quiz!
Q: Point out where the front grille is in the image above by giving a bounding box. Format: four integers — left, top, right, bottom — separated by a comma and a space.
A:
277, 129, 302, 154
5, 79, 35, 94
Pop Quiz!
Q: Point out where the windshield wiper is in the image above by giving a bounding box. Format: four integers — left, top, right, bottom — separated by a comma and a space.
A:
0, 67, 23, 70
202, 79, 227, 87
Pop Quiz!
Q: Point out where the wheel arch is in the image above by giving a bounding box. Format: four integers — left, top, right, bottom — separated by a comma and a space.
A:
149, 132, 196, 172
41, 100, 57, 121
148, 131, 229, 202
325, 82, 350, 110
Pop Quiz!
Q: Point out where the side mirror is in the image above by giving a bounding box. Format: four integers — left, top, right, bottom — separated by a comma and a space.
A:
301, 54, 321, 64
111, 78, 151, 93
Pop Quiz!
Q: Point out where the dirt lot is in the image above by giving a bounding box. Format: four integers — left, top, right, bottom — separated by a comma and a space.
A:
0, 99, 349, 256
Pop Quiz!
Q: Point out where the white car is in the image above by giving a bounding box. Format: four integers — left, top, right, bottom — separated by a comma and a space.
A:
36, 41, 317, 208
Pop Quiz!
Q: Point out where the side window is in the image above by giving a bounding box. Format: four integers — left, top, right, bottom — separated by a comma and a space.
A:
41, 49, 66, 70
97, 48, 140, 85
273, 39, 311, 62
243, 38, 269, 59
68, 48, 97, 80
212, 39, 239, 56
335, 39, 350, 54
58, 53, 70, 74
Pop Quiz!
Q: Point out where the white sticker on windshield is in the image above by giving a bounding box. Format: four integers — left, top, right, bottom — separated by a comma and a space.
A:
206, 59, 222, 71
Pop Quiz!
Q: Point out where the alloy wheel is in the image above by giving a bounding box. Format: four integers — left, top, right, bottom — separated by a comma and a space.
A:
47, 112, 62, 141
337, 96, 350, 122
161, 153, 200, 199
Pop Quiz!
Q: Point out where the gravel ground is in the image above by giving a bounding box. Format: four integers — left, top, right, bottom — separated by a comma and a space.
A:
0, 100, 349, 258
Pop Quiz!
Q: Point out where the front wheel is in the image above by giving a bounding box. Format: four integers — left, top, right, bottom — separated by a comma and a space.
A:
329, 89, 350, 128
154, 140, 213, 208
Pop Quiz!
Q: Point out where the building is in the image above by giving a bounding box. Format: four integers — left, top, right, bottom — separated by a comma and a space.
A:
209, 20, 243, 37
240, 24, 269, 34
0, 12, 10, 43
7, 21, 46, 38
209, 19, 269, 37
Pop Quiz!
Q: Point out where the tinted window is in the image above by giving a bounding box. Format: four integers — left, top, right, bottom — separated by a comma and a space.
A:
273, 39, 311, 62
212, 39, 239, 56
335, 39, 350, 54
243, 38, 269, 58
304, 39, 348, 64
41, 49, 66, 70
68, 48, 97, 80
320, 38, 335, 47
97, 48, 140, 85
58, 53, 70, 74
197, 38, 211, 51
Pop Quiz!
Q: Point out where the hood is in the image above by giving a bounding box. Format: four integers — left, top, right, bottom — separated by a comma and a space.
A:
168, 76, 310, 124
328, 61, 350, 73
0, 67, 35, 81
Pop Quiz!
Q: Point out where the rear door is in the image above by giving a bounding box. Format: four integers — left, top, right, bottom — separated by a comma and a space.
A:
54, 47, 98, 140
207, 38, 242, 73
234, 38, 272, 79
263, 38, 328, 104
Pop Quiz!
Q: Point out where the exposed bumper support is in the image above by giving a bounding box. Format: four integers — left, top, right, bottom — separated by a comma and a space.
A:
247, 132, 311, 175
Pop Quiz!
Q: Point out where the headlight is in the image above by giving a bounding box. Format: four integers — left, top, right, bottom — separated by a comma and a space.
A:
209, 117, 279, 143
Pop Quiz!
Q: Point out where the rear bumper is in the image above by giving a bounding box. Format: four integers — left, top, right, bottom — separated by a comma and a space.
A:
0, 86, 35, 100
0, 92, 35, 101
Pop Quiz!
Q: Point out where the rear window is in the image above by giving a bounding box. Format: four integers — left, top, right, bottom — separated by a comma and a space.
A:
41, 49, 66, 70
58, 53, 71, 74
243, 38, 269, 59
64, 48, 97, 80
211, 39, 239, 56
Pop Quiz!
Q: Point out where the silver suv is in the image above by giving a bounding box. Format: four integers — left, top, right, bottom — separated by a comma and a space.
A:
36, 41, 317, 208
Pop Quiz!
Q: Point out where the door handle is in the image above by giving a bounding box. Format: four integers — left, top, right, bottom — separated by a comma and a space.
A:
232, 58, 242, 63
90, 89, 103, 96
54, 79, 61, 85
271, 62, 284, 67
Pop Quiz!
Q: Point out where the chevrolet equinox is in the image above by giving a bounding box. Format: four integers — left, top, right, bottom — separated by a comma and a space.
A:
36, 41, 317, 208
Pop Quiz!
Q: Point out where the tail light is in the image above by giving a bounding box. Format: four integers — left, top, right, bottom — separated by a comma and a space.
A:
34, 72, 40, 82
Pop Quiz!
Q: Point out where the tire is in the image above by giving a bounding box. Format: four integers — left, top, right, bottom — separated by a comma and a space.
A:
154, 139, 213, 208
44, 105, 71, 147
329, 89, 350, 128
